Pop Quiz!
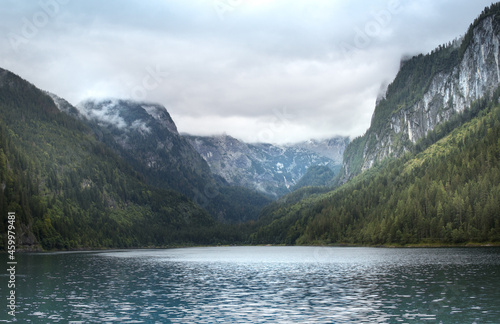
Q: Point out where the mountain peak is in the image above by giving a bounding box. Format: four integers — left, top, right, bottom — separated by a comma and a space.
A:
340, 4, 500, 181
77, 98, 178, 135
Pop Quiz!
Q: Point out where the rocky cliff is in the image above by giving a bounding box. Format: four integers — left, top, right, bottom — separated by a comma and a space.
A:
342, 5, 500, 181
186, 134, 348, 197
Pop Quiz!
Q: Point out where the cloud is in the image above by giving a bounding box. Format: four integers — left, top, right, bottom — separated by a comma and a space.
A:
78, 99, 128, 129
0, 0, 494, 144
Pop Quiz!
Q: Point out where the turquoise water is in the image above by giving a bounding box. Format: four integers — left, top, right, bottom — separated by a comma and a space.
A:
1, 246, 499, 323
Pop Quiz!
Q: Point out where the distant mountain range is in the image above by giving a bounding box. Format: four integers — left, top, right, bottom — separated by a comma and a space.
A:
186, 134, 348, 197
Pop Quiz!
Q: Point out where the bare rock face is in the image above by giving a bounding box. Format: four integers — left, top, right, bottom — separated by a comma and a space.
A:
186, 134, 348, 198
341, 9, 500, 181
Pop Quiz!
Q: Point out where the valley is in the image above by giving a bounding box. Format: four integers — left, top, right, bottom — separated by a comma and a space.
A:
1, 3, 500, 250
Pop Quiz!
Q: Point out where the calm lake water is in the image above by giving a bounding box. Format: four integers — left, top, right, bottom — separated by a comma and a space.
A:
1, 246, 499, 323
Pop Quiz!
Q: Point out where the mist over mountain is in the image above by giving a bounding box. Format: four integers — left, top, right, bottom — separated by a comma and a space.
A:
341, 4, 500, 182
2, 3, 500, 250
0, 68, 218, 250
186, 134, 348, 197
251, 3, 500, 246
76, 99, 214, 195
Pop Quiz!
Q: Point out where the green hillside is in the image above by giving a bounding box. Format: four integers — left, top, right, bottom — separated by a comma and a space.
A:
76, 99, 272, 224
341, 3, 500, 180
0, 69, 238, 250
292, 165, 336, 191
250, 99, 500, 245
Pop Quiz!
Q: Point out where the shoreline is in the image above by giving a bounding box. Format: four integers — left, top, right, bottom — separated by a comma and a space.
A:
6, 241, 500, 254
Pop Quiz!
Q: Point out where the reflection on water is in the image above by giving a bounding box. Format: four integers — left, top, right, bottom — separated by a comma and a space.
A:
1, 246, 499, 323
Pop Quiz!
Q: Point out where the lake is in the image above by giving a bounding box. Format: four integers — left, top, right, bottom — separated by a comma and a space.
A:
1, 246, 499, 323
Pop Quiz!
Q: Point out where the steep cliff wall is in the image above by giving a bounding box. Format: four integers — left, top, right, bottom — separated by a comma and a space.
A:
342, 6, 500, 181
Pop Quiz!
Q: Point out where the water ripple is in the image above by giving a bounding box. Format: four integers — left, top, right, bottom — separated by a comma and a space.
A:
1, 247, 499, 323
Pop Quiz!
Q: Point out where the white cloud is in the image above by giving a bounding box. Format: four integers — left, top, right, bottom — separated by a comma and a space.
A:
130, 119, 151, 134
78, 99, 127, 129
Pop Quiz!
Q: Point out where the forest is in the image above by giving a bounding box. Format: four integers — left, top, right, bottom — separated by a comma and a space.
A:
2, 3, 500, 250
0, 70, 249, 250
342, 2, 500, 179
2, 68, 500, 249
250, 97, 500, 245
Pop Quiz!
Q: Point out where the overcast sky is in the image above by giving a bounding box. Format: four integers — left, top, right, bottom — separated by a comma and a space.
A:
0, 0, 494, 144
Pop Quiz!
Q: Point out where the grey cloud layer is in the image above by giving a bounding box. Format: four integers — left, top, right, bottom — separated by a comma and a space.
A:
0, 0, 493, 143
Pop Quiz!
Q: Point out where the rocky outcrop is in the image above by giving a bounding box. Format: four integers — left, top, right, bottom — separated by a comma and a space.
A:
342, 8, 500, 180
186, 134, 348, 197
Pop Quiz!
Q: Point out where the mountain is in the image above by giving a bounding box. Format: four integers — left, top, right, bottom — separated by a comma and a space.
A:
251, 100, 500, 245
250, 4, 500, 246
341, 4, 500, 182
185, 134, 348, 197
74, 99, 271, 223
0, 68, 229, 250
292, 138, 348, 163
3, 4, 500, 250
76, 99, 215, 197
291, 165, 335, 191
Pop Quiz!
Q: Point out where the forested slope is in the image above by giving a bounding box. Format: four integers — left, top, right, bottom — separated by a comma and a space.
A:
251, 98, 500, 245
247, 4, 500, 246
341, 3, 500, 181
0, 68, 239, 250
